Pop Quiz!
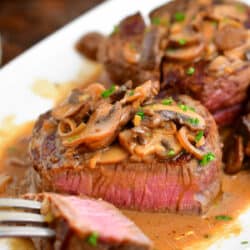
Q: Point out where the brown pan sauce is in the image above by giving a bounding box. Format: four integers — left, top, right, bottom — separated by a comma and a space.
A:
0, 121, 250, 250
0, 67, 250, 249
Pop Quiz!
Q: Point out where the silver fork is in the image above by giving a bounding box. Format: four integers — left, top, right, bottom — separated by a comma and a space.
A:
0, 198, 55, 238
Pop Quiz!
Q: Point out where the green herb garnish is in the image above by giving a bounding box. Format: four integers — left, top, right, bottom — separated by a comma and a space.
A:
174, 12, 185, 22
101, 85, 116, 98
178, 103, 195, 112
178, 38, 187, 45
152, 17, 161, 25
87, 232, 99, 246
200, 152, 215, 166
167, 149, 175, 156
195, 131, 204, 142
129, 90, 135, 96
188, 106, 195, 112
162, 97, 173, 105
215, 215, 232, 221
188, 117, 199, 125
179, 103, 188, 111
152, 16, 168, 26
136, 109, 145, 120
67, 135, 80, 143
241, 241, 248, 245
186, 67, 195, 75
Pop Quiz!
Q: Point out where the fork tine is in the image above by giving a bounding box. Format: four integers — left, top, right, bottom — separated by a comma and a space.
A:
0, 226, 55, 238
0, 198, 41, 210
0, 211, 45, 223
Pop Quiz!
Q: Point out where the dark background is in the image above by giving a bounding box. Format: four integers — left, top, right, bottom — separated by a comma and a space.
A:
0, 0, 106, 65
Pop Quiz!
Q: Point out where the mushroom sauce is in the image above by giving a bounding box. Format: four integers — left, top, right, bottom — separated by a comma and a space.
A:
0, 117, 250, 250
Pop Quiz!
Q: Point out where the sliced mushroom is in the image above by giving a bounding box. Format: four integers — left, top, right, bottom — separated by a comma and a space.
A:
123, 42, 140, 64
210, 4, 248, 22
200, 21, 217, 43
52, 83, 105, 120
169, 30, 202, 46
145, 103, 206, 130
58, 118, 76, 137
119, 128, 182, 160
99, 146, 129, 164
177, 126, 205, 160
215, 24, 247, 51
165, 42, 204, 61
140, 26, 165, 70
225, 135, 244, 174
208, 56, 231, 75
58, 119, 86, 138
121, 80, 160, 107
224, 32, 250, 60
63, 102, 122, 149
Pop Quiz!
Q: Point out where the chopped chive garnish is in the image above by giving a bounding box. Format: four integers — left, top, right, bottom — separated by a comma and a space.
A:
195, 131, 204, 142
162, 97, 173, 105
87, 232, 99, 246
215, 215, 232, 221
112, 25, 119, 35
67, 135, 80, 142
178, 38, 187, 45
167, 149, 175, 156
188, 117, 199, 125
200, 152, 215, 166
186, 67, 195, 75
174, 12, 185, 22
152, 17, 161, 25
241, 241, 248, 245
129, 90, 135, 96
136, 109, 145, 120
101, 85, 116, 98
188, 106, 195, 112
178, 103, 188, 111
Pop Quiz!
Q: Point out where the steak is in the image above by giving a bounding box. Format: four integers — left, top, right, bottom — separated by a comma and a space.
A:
76, 0, 250, 125
30, 80, 222, 214
28, 193, 152, 250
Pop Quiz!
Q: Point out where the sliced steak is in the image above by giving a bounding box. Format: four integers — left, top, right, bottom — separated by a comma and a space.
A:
28, 193, 152, 250
30, 81, 222, 214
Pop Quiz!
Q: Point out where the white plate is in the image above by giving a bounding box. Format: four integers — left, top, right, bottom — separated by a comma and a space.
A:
0, 0, 250, 249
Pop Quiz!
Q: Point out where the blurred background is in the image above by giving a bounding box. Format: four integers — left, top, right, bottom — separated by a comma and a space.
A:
0, 0, 106, 65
